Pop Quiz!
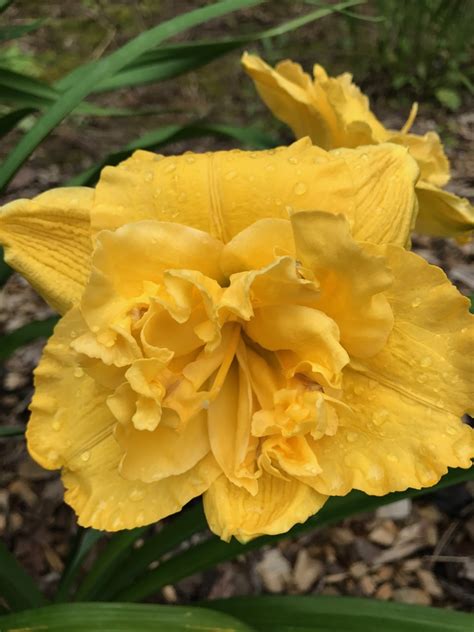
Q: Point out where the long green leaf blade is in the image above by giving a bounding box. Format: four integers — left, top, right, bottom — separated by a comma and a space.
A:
0, 316, 59, 362
0, 19, 43, 43
209, 595, 474, 632
0, 540, 47, 611
0, 0, 263, 191
0, 603, 254, 631
67, 123, 276, 187
84, 504, 206, 601
54, 530, 103, 603
113, 466, 473, 602
0, 426, 25, 438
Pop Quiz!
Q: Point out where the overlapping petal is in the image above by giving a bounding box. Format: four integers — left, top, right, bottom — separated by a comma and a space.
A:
243, 53, 474, 238
0, 188, 93, 312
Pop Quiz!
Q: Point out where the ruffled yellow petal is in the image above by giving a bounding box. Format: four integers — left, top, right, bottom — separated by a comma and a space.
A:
387, 130, 450, 187
291, 211, 394, 358
27, 308, 219, 530
309, 246, 474, 497
204, 471, 327, 542
241, 53, 334, 147
415, 181, 474, 237
207, 358, 259, 494
116, 409, 209, 483
0, 188, 93, 313
92, 141, 418, 248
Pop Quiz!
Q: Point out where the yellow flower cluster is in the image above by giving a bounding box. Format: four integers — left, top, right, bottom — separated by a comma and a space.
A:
242, 53, 474, 238
0, 87, 473, 542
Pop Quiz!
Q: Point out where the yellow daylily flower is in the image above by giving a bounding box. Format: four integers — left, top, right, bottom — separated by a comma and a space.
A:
242, 53, 474, 238
1, 144, 472, 542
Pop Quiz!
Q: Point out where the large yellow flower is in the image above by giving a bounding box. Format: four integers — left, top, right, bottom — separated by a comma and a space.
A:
242, 53, 474, 239
0, 141, 472, 542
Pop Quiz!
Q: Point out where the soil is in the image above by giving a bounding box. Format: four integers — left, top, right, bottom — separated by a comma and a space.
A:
1, 0, 473, 613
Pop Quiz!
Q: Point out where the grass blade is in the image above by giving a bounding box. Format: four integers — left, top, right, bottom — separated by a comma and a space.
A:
54, 529, 103, 603
0, 316, 59, 362
0, 0, 263, 191
0, 19, 43, 43
0, 539, 47, 611
66, 123, 277, 187
0, 425, 24, 438
112, 466, 473, 602
209, 595, 474, 631
0, 247, 13, 287
0, 602, 254, 631
84, 504, 206, 601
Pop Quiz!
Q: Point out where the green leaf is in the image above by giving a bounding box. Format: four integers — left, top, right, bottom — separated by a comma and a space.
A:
0, 425, 24, 438
73, 527, 146, 603
90, 0, 364, 93
209, 595, 474, 631
54, 529, 103, 603
0, 539, 47, 611
0, 603, 254, 631
113, 466, 473, 602
0, 0, 263, 191
0, 246, 13, 287
0, 316, 59, 362
435, 87, 462, 111
66, 123, 277, 187
0, 107, 34, 137
0, 19, 43, 43
85, 504, 206, 601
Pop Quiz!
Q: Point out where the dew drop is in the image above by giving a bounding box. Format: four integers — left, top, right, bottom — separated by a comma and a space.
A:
288, 156, 298, 165
144, 171, 153, 182
52, 420, 61, 431
225, 170, 237, 181
372, 409, 388, 426
74, 367, 84, 378
136, 512, 145, 523
294, 182, 307, 196
346, 431, 358, 443
446, 426, 457, 436
164, 162, 176, 174
91, 325, 100, 333
130, 488, 146, 502
185, 155, 195, 164
266, 164, 275, 172
416, 373, 427, 383
420, 356, 432, 368
387, 454, 398, 463
411, 297, 422, 308
368, 464, 384, 481
274, 198, 282, 206
81, 451, 90, 462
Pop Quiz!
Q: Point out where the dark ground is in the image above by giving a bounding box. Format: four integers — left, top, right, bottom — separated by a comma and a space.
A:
1, 0, 473, 612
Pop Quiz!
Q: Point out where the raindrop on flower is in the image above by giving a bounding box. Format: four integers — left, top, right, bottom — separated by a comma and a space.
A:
411, 297, 422, 308
144, 172, 153, 182
420, 356, 432, 368
346, 432, 358, 443
294, 182, 307, 196
74, 367, 84, 378
81, 451, 90, 462
225, 170, 237, 181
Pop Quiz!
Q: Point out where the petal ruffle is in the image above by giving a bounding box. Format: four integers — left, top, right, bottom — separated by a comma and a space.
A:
388, 130, 450, 187
415, 181, 474, 237
92, 141, 418, 248
0, 188, 93, 313
27, 308, 219, 530
309, 246, 474, 497
204, 471, 327, 542
291, 211, 394, 358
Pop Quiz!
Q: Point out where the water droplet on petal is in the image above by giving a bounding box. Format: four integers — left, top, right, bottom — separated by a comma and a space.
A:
421, 356, 432, 368
52, 420, 61, 431
225, 170, 237, 181
372, 409, 389, 426
81, 451, 90, 462
185, 155, 195, 164
91, 325, 99, 333
288, 156, 298, 165
294, 182, 307, 196
144, 171, 153, 182
346, 432, 358, 443
411, 297, 422, 308
164, 163, 176, 174
74, 367, 84, 378
130, 488, 146, 502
